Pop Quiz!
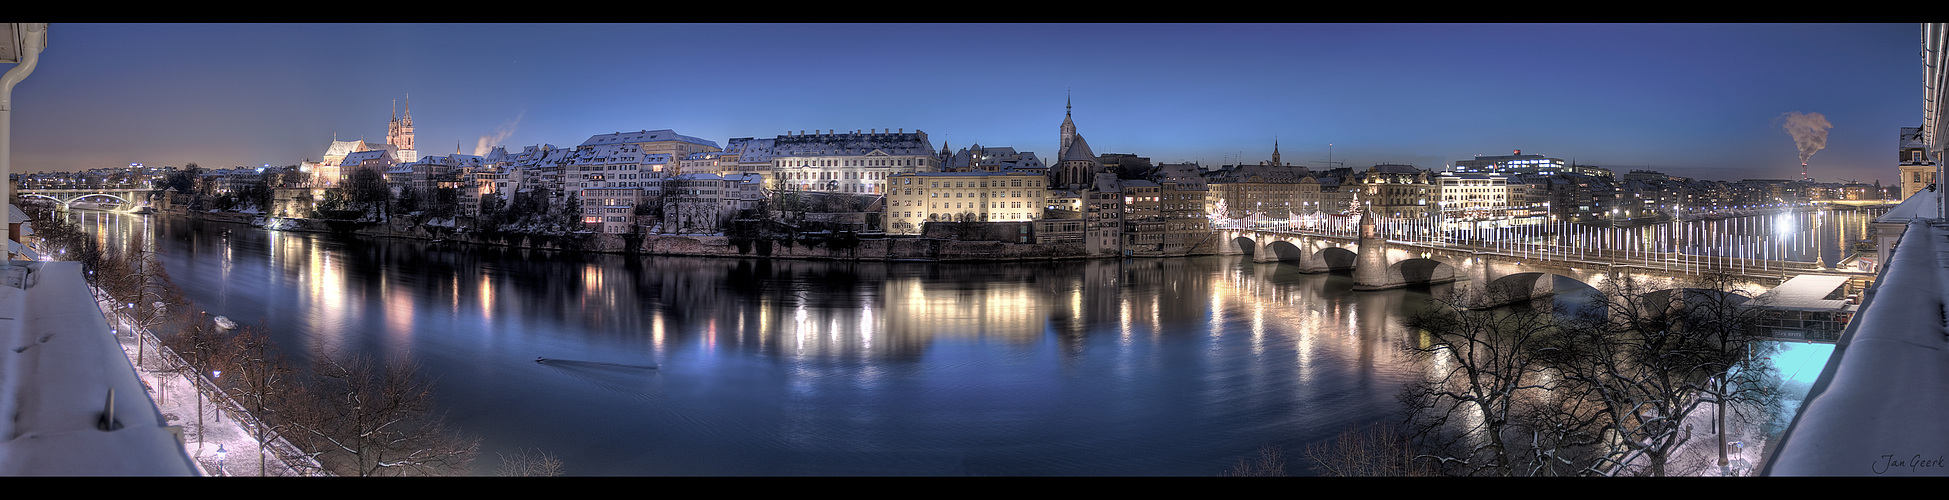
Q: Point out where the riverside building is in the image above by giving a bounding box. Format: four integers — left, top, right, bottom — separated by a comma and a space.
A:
770, 129, 939, 195
884, 170, 1047, 235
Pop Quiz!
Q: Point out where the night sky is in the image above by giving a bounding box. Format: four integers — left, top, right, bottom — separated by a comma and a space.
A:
3, 23, 1921, 183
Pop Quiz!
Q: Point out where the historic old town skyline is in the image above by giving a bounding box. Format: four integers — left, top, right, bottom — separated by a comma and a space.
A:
6, 24, 1920, 183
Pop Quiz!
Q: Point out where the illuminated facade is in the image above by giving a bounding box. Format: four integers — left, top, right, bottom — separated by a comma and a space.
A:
1354, 164, 1433, 218
580, 187, 643, 234
1453, 150, 1610, 178
884, 170, 1046, 235
769, 129, 936, 195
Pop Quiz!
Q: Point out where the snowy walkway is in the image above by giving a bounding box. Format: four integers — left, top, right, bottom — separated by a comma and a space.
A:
98, 302, 311, 477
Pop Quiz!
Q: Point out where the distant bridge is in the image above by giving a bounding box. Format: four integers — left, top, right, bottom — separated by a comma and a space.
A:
16, 187, 155, 211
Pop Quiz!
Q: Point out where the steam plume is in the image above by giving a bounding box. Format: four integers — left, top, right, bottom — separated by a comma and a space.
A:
474, 111, 525, 156
1781, 111, 1831, 165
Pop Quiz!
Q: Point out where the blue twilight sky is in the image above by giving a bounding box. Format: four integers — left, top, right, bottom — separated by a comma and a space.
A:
2, 23, 1923, 183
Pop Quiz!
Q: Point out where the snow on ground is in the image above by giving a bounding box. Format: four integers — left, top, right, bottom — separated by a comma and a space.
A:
97, 298, 308, 476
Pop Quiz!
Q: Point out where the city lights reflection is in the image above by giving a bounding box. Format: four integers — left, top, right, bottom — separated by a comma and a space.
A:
63, 209, 1879, 475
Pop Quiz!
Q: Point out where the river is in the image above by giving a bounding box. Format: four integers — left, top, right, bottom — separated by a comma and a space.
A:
79, 212, 1451, 475
74, 208, 1875, 475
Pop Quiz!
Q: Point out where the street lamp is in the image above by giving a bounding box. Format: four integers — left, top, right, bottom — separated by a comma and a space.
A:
212, 369, 222, 423
214, 444, 227, 476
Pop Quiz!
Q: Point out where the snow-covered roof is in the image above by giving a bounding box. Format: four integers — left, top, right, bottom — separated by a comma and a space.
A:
1752, 275, 1854, 312
579, 129, 720, 149
1767, 219, 1949, 475
0, 262, 197, 475
322, 139, 370, 158
770, 130, 932, 157
1875, 188, 1936, 223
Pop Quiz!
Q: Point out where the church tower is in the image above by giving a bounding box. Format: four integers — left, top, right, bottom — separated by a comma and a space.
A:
1271, 140, 1281, 166
1057, 94, 1076, 165
386, 95, 418, 163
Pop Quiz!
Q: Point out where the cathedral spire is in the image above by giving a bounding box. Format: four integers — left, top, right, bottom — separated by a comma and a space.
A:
1272, 139, 1281, 166
1058, 92, 1077, 167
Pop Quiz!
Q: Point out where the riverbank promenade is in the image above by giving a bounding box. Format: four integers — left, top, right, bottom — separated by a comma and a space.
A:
97, 296, 308, 476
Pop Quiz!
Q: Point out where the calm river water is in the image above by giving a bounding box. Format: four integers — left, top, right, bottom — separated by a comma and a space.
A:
80, 213, 1444, 475
73, 209, 1875, 475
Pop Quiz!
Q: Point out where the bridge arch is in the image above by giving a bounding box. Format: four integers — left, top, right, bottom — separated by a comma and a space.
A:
1390, 257, 1460, 287
1315, 246, 1358, 271
1638, 287, 1752, 321
1233, 236, 1258, 256
1262, 240, 1309, 262
1475, 272, 1600, 309
69, 193, 135, 205
18, 193, 64, 206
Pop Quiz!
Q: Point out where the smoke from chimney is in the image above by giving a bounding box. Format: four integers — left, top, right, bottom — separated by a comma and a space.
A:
474, 111, 525, 156
1781, 111, 1832, 166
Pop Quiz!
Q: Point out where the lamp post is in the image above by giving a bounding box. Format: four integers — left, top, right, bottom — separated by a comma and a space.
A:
196, 311, 207, 452
212, 369, 222, 423
214, 444, 227, 476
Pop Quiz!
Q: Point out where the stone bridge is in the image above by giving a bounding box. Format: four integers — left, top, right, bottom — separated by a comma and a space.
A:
1216, 216, 1465, 292
1217, 221, 1787, 310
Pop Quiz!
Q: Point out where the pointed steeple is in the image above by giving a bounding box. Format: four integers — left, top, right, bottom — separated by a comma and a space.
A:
1272, 139, 1281, 166
1058, 91, 1077, 165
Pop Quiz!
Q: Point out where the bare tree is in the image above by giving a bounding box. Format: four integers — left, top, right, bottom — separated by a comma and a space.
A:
280, 353, 479, 476
220, 325, 298, 476
1303, 423, 1428, 476
497, 448, 566, 477
93, 246, 187, 367
1546, 273, 1776, 476
1222, 445, 1288, 477
1399, 286, 1572, 476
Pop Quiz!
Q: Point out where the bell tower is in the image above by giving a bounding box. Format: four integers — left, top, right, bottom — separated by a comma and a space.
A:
385, 94, 418, 163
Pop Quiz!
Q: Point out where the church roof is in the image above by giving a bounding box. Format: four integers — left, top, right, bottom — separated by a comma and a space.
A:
1062, 134, 1098, 163
323, 139, 370, 158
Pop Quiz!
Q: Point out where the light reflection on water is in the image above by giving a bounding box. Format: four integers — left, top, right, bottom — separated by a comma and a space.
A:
76, 210, 1870, 475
